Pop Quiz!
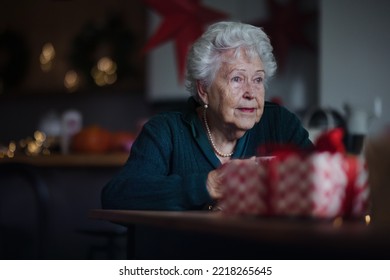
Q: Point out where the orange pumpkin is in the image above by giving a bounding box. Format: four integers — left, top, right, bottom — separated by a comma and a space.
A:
110, 131, 135, 152
71, 125, 112, 154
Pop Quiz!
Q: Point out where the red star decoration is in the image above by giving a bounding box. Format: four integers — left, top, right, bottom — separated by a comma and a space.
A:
252, 0, 317, 71
142, 0, 228, 82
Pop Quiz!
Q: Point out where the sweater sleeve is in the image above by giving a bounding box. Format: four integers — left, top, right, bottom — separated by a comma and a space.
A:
101, 115, 212, 211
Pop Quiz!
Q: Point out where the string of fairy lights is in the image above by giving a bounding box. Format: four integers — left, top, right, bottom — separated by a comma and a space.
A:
39, 42, 119, 92
0, 16, 131, 155
0, 130, 52, 158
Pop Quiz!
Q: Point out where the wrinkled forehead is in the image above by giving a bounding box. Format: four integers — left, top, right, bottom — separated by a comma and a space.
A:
217, 48, 263, 75
219, 47, 260, 64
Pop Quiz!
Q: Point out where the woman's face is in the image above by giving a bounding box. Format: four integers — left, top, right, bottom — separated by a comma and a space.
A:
202, 49, 265, 138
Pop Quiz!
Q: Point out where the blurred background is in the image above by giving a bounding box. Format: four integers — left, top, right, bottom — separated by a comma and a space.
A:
0, 0, 389, 259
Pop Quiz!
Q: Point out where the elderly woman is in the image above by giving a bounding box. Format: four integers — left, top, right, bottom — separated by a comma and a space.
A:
101, 21, 312, 211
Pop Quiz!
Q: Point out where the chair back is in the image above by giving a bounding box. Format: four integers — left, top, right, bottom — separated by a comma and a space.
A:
0, 162, 49, 259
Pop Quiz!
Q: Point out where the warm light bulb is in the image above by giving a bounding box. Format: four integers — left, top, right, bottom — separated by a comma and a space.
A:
42, 43, 55, 61
34, 130, 46, 143
95, 75, 106, 86
365, 214, 371, 225
40, 43, 55, 72
8, 141, 16, 152
7, 150, 14, 158
97, 57, 113, 73
105, 62, 117, 75
104, 73, 117, 85
27, 141, 41, 155
64, 70, 79, 92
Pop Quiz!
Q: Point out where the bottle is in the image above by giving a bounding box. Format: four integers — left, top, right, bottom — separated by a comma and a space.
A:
60, 109, 82, 154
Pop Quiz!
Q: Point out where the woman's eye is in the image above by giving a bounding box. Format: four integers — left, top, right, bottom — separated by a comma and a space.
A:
231, 76, 242, 82
254, 77, 263, 83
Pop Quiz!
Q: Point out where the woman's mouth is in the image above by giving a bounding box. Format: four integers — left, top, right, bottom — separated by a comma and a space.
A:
238, 108, 255, 113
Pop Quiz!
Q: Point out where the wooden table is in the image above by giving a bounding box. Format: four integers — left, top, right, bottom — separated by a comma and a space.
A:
0, 153, 129, 167
89, 209, 390, 259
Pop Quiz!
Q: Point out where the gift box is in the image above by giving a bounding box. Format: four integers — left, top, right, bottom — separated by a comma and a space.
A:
217, 161, 265, 215
218, 152, 370, 219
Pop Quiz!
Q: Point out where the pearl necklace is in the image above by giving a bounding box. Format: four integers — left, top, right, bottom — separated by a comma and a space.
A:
203, 106, 234, 158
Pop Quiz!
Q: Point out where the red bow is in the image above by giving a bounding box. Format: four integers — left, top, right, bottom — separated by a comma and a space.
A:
315, 128, 346, 153
257, 128, 346, 157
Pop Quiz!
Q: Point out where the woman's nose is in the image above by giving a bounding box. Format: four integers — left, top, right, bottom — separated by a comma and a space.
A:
243, 84, 255, 99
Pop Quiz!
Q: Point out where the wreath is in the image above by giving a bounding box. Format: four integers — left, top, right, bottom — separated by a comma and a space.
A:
0, 30, 29, 93
69, 15, 138, 89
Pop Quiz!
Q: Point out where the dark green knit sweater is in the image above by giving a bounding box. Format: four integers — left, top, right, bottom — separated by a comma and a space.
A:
101, 98, 312, 211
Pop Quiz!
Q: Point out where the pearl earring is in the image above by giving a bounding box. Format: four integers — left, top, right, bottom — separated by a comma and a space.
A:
204, 104, 208, 109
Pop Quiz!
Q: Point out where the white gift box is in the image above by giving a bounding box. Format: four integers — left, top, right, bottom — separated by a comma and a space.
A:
218, 152, 369, 219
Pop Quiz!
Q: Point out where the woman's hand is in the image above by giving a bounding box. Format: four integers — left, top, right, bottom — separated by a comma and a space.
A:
206, 156, 257, 199
206, 168, 224, 199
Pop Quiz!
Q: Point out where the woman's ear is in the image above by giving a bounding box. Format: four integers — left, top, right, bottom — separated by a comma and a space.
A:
196, 80, 209, 105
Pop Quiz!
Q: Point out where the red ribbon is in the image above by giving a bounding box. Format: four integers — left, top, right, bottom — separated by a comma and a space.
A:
341, 156, 359, 218
264, 157, 278, 216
